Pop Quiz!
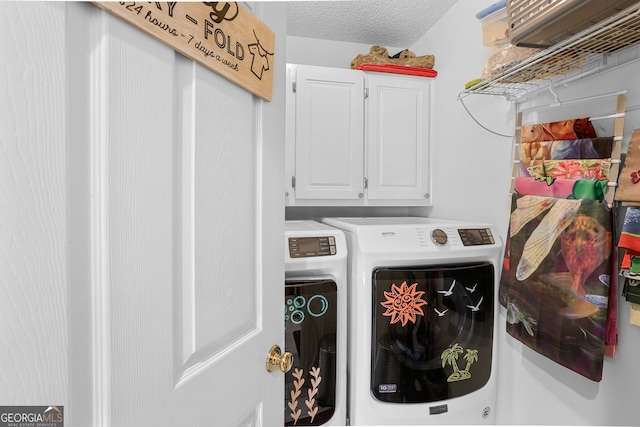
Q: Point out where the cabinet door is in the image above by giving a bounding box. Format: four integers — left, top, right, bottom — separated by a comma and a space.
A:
293, 65, 365, 200
366, 74, 432, 203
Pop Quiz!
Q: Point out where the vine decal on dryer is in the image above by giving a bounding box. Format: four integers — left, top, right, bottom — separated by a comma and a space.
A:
288, 368, 304, 424
306, 367, 322, 422
287, 366, 323, 425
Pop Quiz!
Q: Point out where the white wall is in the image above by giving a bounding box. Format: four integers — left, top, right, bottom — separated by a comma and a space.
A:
413, 1, 640, 425
410, 0, 514, 238
287, 35, 403, 69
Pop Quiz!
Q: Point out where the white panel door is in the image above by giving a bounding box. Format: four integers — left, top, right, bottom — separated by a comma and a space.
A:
0, 1, 68, 408
66, 3, 285, 426
293, 65, 365, 200
366, 74, 432, 202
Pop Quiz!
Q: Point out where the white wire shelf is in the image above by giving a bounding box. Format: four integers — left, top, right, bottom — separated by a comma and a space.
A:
460, 2, 640, 100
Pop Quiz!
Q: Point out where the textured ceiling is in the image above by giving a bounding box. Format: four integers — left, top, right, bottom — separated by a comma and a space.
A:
286, 0, 459, 47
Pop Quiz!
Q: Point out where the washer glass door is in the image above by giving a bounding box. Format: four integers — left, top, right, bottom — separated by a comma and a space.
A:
284, 279, 337, 425
372, 262, 494, 403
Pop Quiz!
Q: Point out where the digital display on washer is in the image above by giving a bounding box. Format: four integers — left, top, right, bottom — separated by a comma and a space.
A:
284, 279, 337, 425
289, 236, 337, 258
371, 262, 494, 403
458, 228, 495, 246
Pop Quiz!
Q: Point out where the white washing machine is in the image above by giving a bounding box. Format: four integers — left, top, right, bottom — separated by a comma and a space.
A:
322, 217, 503, 426
284, 220, 348, 426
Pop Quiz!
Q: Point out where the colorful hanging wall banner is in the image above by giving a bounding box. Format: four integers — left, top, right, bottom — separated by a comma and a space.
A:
500, 194, 614, 381
93, 2, 275, 101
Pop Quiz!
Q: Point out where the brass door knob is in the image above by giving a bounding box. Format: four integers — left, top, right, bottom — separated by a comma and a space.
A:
266, 345, 293, 373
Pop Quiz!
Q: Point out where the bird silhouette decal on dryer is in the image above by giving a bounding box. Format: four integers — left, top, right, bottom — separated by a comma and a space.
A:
465, 283, 478, 293
438, 280, 456, 297
434, 307, 448, 317
467, 296, 484, 312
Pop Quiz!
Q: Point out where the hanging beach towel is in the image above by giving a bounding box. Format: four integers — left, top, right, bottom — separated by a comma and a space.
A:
615, 130, 640, 204
513, 177, 608, 201
521, 118, 597, 144
526, 159, 611, 180
519, 137, 614, 168
499, 194, 613, 381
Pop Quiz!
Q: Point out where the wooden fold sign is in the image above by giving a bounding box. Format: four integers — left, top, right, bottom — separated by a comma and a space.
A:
93, 2, 275, 101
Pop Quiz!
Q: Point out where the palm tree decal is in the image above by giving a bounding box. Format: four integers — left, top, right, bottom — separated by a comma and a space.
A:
441, 343, 463, 381
441, 343, 478, 382
463, 349, 478, 375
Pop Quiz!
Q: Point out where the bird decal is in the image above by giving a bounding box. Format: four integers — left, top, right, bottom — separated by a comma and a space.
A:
467, 296, 484, 312
437, 280, 456, 297
465, 283, 478, 293
434, 307, 448, 317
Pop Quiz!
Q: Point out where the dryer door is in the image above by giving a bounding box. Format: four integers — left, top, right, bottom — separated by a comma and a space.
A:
284, 279, 337, 425
372, 262, 494, 403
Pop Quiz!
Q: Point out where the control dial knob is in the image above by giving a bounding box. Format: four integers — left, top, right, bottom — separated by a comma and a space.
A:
431, 229, 448, 245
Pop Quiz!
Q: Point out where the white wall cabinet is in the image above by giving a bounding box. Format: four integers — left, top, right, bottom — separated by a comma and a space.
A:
287, 64, 365, 201
285, 64, 433, 206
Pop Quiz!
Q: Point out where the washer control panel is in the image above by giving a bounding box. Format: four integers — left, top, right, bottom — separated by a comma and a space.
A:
458, 228, 495, 246
288, 236, 337, 258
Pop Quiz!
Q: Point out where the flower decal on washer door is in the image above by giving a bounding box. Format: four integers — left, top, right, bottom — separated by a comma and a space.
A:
380, 281, 428, 326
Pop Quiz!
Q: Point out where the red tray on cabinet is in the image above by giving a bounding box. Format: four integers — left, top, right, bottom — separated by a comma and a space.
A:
357, 63, 438, 77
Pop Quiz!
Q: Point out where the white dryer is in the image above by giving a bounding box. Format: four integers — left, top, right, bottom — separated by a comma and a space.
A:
284, 220, 348, 426
322, 217, 503, 426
